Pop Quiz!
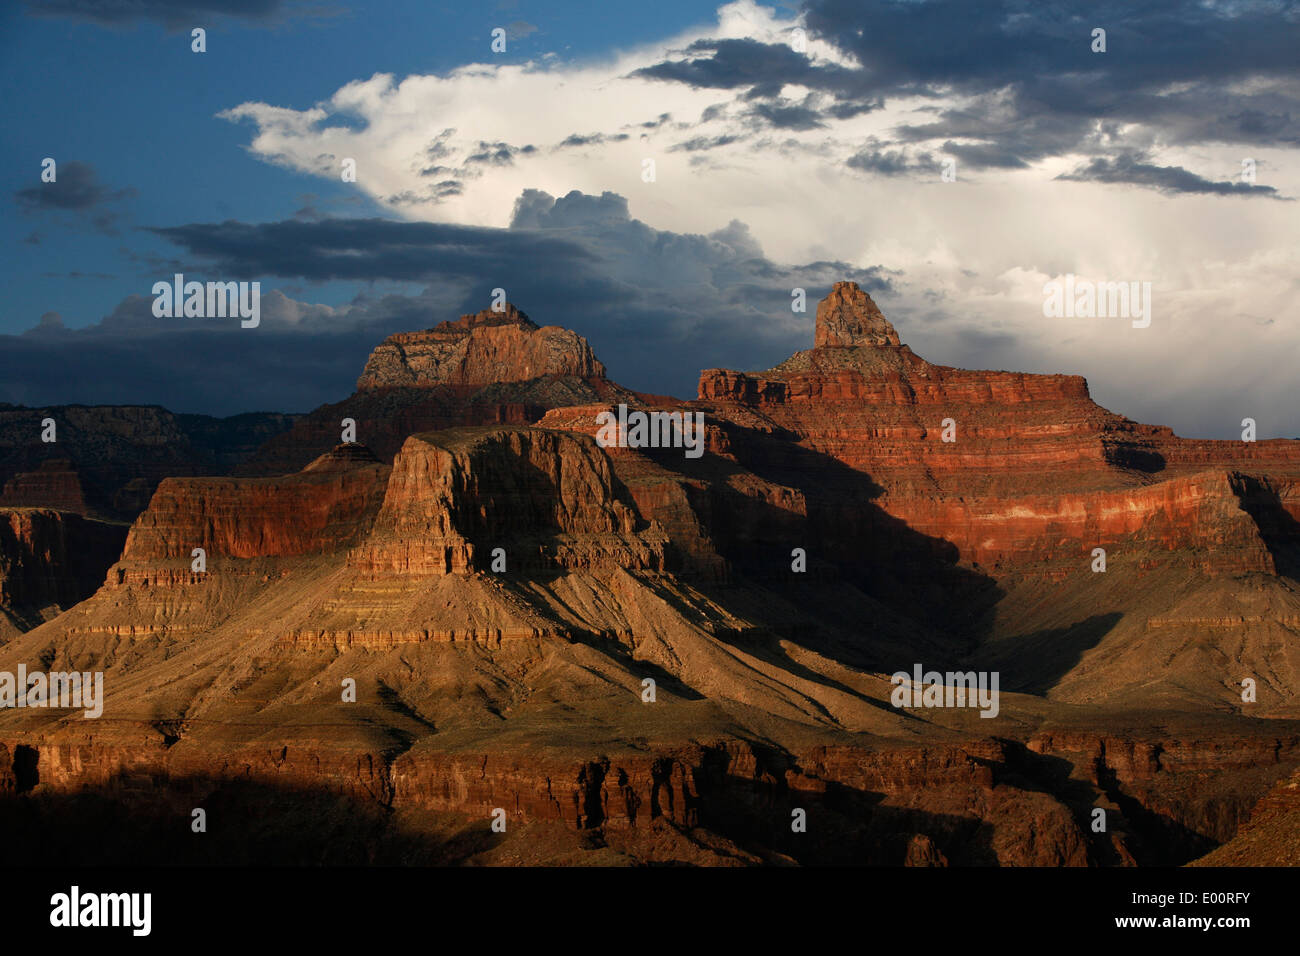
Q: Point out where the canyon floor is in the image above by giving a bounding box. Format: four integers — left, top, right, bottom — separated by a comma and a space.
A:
2, 283, 1298, 866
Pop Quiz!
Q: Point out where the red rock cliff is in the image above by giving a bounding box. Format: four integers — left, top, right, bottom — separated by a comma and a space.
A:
351, 426, 665, 576
356, 303, 605, 390
0, 508, 127, 633
696, 282, 1300, 574
121, 444, 389, 565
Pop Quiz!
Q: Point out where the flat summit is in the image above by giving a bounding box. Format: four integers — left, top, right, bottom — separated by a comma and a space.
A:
357, 303, 606, 390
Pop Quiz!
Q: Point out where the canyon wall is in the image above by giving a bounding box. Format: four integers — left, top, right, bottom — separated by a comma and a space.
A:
0, 508, 127, 636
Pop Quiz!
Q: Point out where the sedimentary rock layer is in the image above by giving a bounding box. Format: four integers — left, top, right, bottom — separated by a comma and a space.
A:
357, 304, 606, 390
0, 508, 127, 637
3, 282, 1300, 865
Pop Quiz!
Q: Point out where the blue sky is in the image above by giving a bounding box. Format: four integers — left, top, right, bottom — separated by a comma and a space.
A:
2, 0, 1297, 438
0, 0, 736, 328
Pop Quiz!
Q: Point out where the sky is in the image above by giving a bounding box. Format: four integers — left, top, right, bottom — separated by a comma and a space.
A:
1, 0, 1297, 438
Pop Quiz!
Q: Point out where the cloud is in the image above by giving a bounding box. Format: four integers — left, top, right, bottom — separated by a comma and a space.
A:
3, 189, 892, 413
0, 288, 421, 415
748, 100, 826, 131
24, 311, 64, 336
630, 0, 1300, 181
1057, 155, 1287, 199
631, 36, 853, 96
9, 0, 1299, 439
940, 141, 1028, 171
846, 146, 936, 176
147, 216, 598, 281
463, 140, 537, 169
555, 132, 631, 149
13, 161, 136, 232
0, 319, 375, 416
6, 179, 1299, 440
209, 0, 1300, 271
22, 0, 332, 29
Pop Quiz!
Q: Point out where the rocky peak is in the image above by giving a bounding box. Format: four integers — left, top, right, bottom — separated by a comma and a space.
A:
356, 302, 605, 390
815, 281, 901, 348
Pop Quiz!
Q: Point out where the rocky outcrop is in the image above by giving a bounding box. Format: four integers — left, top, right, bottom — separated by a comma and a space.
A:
0, 508, 127, 636
880, 471, 1278, 574
14, 726, 1295, 866
1190, 768, 1300, 866
4, 283, 1300, 867
119, 444, 389, 567
356, 304, 605, 390
0, 459, 88, 514
814, 281, 902, 348
351, 427, 664, 577
699, 286, 1300, 577
70, 426, 701, 653
242, 306, 634, 476
1028, 731, 1300, 854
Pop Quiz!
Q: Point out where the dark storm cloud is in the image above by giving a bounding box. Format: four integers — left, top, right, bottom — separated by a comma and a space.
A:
891, 106, 1097, 165
291, 192, 364, 220
423, 129, 457, 161
941, 141, 1029, 171
633, 0, 1300, 191
508, 190, 632, 229
0, 322, 377, 416
415, 136, 535, 187
632, 113, 673, 130
632, 37, 862, 96
147, 217, 596, 281
846, 148, 935, 176
14, 161, 134, 211
13, 161, 136, 233
0, 287, 445, 415
748, 101, 825, 131
554, 132, 631, 149
1057, 155, 1287, 198
668, 133, 744, 153
463, 141, 537, 168
802, 0, 1299, 108
22, 0, 330, 28
5, 192, 896, 414
385, 180, 464, 206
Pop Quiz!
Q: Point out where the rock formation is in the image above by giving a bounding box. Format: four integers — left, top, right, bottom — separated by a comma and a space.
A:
240, 302, 637, 475
0, 459, 89, 514
813, 280, 901, 348
356, 304, 605, 389
698, 280, 1300, 577
0, 403, 298, 520
0, 508, 127, 639
2, 282, 1300, 867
